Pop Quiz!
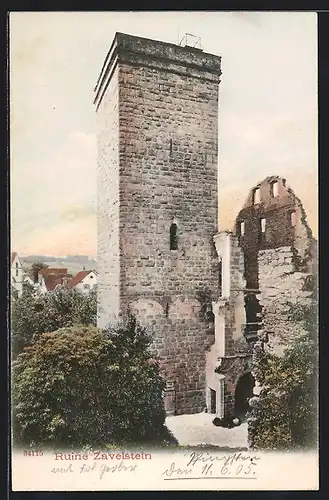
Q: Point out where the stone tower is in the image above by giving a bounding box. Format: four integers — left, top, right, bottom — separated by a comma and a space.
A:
95, 33, 222, 414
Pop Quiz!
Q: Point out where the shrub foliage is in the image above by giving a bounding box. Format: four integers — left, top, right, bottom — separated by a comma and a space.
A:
11, 286, 97, 359
248, 301, 318, 450
12, 316, 174, 447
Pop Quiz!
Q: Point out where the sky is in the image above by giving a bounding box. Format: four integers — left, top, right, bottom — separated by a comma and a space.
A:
10, 11, 318, 258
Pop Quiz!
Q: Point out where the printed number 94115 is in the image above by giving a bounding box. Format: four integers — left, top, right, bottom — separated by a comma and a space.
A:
23, 450, 43, 456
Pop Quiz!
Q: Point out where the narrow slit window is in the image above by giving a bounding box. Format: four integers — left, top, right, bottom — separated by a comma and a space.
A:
170, 223, 178, 250
291, 211, 297, 227
240, 221, 245, 236
270, 181, 279, 198
261, 218, 266, 233
253, 187, 260, 205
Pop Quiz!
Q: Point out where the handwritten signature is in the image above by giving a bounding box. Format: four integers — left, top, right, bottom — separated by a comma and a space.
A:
51, 460, 137, 479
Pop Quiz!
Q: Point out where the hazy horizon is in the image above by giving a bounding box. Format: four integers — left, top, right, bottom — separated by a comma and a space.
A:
10, 12, 318, 258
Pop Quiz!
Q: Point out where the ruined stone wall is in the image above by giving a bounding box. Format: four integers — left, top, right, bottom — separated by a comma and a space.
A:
258, 246, 313, 356
207, 233, 252, 418
236, 176, 303, 289
227, 236, 247, 351
293, 197, 317, 272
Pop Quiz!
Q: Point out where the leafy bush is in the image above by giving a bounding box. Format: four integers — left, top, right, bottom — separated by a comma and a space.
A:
248, 302, 318, 450
11, 286, 97, 359
29, 262, 49, 283
12, 316, 176, 447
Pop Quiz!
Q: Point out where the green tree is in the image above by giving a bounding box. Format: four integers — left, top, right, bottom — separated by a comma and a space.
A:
248, 301, 317, 450
30, 262, 48, 283
11, 286, 97, 359
12, 317, 176, 447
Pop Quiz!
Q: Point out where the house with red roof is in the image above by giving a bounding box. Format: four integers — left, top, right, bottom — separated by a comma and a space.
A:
38, 268, 72, 294
67, 270, 98, 294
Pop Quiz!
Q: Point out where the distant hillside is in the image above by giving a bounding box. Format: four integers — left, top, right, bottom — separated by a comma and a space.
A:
20, 255, 97, 276
21, 254, 95, 263
21, 255, 58, 263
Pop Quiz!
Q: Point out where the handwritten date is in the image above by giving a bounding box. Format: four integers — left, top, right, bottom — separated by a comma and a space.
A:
162, 452, 260, 479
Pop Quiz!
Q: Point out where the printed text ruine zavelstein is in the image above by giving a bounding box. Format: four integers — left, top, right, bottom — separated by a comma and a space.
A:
55, 452, 152, 461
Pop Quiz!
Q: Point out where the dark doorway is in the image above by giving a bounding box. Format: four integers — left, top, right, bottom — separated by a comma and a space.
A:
244, 292, 262, 342
210, 388, 216, 414
245, 293, 262, 324
234, 373, 255, 419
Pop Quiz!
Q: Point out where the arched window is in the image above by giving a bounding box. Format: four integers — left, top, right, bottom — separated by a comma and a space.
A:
270, 180, 279, 198
253, 187, 260, 205
291, 211, 297, 227
170, 223, 178, 250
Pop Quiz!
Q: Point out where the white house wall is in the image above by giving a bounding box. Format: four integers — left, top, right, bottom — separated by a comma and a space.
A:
11, 255, 24, 297
75, 272, 98, 294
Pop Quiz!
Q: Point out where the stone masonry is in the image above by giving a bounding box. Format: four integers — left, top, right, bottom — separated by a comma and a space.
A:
206, 232, 253, 419
235, 176, 317, 355
236, 175, 316, 289
258, 246, 314, 356
95, 33, 222, 414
